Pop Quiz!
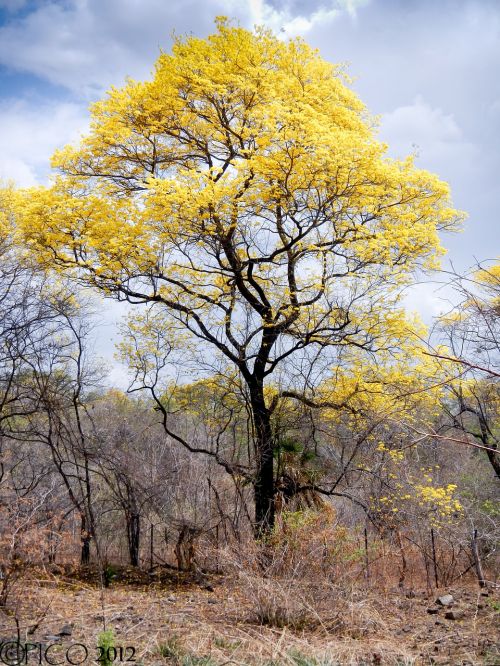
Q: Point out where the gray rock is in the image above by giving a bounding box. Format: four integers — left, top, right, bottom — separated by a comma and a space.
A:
58, 624, 73, 637
445, 610, 464, 620
427, 607, 440, 614
43, 635, 61, 642
436, 594, 454, 607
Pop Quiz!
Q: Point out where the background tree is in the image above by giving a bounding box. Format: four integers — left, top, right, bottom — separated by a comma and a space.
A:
17, 20, 463, 532
433, 262, 500, 480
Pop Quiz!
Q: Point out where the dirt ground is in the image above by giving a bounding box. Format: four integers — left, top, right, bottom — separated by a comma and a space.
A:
0, 567, 498, 666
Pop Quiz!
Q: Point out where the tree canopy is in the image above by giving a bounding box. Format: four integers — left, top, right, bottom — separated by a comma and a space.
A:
15, 19, 463, 531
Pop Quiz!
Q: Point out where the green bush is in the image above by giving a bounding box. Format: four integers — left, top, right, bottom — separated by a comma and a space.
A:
97, 630, 115, 666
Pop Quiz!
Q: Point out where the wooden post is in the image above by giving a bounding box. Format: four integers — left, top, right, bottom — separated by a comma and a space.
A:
364, 527, 370, 582
149, 523, 154, 573
431, 528, 439, 588
471, 529, 486, 588
215, 523, 220, 574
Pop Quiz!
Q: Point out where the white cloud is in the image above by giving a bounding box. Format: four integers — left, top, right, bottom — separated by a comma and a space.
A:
382, 95, 462, 145
336, 0, 370, 19
403, 281, 451, 326
89, 297, 132, 390
247, 0, 352, 36
379, 96, 478, 169
0, 0, 364, 95
0, 1, 186, 96
0, 99, 88, 186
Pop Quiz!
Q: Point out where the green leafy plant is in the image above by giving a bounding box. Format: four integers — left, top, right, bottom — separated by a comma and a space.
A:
212, 636, 241, 650
158, 636, 184, 660
97, 629, 115, 666
487, 599, 500, 613
103, 563, 118, 588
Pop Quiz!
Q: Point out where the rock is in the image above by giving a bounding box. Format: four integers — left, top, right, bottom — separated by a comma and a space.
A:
480, 590, 490, 597
43, 635, 61, 642
436, 594, 454, 607
445, 610, 464, 620
427, 607, 440, 614
58, 624, 73, 637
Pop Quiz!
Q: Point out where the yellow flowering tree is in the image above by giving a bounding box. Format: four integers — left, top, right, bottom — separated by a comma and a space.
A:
15, 20, 463, 532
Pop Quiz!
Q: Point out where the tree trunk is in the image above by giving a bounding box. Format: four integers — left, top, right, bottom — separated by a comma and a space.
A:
80, 513, 91, 565
250, 384, 275, 535
486, 445, 500, 481
175, 525, 198, 571
127, 512, 140, 567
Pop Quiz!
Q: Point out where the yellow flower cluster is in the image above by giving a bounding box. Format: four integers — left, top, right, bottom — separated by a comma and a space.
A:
414, 483, 462, 515
370, 453, 463, 529
376, 442, 404, 461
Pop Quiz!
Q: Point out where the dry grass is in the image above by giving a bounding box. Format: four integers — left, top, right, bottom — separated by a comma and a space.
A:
0, 565, 498, 665
0, 513, 497, 664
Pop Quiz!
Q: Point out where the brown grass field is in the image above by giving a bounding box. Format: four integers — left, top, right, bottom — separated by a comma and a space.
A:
0, 565, 498, 666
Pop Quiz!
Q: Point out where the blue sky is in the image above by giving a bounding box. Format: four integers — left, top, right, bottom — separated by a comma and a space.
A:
0, 0, 499, 384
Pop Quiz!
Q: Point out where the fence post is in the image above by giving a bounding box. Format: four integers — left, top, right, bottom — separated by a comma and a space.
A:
430, 528, 439, 588
471, 529, 486, 588
364, 527, 370, 582
149, 523, 154, 573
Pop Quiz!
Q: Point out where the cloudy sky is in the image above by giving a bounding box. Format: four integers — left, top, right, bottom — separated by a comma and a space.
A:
0, 0, 498, 382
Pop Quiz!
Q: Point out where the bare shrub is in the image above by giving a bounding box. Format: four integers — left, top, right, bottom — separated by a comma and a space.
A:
217, 507, 390, 638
